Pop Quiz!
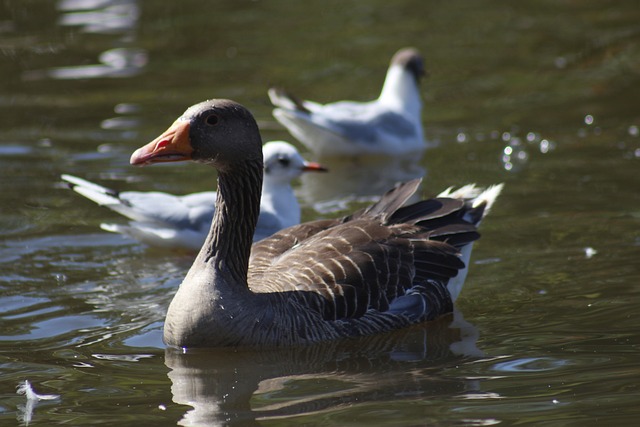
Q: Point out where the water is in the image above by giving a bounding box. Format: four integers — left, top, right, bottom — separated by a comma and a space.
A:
1, 0, 640, 425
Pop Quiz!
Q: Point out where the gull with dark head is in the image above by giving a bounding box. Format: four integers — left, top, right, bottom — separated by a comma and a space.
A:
269, 47, 427, 156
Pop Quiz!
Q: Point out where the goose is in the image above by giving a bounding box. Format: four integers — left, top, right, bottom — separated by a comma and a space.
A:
130, 99, 502, 348
268, 47, 426, 156
62, 141, 326, 250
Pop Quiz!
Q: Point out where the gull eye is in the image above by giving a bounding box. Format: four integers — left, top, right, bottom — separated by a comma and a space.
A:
277, 156, 290, 167
205, 114, 219, 126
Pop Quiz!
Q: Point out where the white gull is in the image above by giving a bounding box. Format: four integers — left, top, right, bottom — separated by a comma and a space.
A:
62, 141, 326, 250
269, 47, 426, 156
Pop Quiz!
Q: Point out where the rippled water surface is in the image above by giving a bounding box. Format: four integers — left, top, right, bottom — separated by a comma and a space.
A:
1, 1, 640, 425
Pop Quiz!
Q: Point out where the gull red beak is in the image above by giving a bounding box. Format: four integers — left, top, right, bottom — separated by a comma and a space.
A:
130, 120, 193, 166
302, 161, 328, 172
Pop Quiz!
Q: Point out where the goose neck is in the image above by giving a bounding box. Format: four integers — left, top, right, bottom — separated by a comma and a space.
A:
198, 160, 263, 285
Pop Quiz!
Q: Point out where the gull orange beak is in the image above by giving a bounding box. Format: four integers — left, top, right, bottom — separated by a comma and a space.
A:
130, 120, 193, 166
302, 161, 328, 172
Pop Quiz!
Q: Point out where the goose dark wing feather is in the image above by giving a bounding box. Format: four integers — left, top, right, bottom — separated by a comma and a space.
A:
355, 178, 421, 221
411, 240, 466, 281
390, 197, 464, 224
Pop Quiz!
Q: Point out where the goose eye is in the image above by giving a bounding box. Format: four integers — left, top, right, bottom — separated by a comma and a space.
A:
205, 114, 219, 126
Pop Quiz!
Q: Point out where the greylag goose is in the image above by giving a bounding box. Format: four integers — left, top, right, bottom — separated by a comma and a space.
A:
62, 141, 326, 250
130, 99, 502, 348
268, 47, 426, 156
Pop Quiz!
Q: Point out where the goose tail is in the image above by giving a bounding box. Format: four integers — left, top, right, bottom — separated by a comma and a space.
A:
439, 183, 504, 302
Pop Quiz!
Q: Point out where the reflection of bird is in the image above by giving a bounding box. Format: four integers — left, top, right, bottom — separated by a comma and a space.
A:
298, 153, 426, 211
62, 141, 326, 250
269, 47, 427, 156
165, 312, 482, 426
130, 99, 502, 347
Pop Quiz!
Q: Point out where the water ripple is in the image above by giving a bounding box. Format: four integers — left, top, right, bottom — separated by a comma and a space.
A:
491, 357, 570, 373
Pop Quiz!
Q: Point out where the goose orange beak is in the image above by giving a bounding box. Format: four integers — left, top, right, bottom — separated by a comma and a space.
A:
130, 120, 192, 166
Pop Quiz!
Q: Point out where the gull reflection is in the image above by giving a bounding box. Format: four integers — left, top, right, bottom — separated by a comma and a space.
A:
298, 152, 426, 214
165, 309, 482, 426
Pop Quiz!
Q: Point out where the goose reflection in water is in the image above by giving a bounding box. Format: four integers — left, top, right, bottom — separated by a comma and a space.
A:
165, 309, 483, 427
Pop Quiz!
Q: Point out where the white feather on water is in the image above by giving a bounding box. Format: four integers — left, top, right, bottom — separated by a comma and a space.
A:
16, 380, 59, 426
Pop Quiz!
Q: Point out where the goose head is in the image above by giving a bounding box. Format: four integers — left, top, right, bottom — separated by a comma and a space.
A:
130, 99, 263, 173
131, 100, 266, 286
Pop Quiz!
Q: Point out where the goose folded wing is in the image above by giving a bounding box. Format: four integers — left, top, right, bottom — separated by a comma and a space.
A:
247, 217, 466, 322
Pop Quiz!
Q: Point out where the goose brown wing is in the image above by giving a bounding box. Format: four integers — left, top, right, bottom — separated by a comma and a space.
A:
249, 218, 342, 274
248, 179, 425, 275
248, 217, 466, 321
247, 179, 480, 322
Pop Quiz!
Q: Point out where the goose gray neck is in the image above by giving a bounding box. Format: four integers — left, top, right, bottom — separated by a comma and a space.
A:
195, 159, 263, 285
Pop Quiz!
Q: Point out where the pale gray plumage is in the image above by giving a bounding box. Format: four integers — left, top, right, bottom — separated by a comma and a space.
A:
129, 99, 502, 348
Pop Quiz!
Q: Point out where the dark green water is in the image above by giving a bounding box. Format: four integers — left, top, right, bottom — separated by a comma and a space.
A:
1, 0, 639, 425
